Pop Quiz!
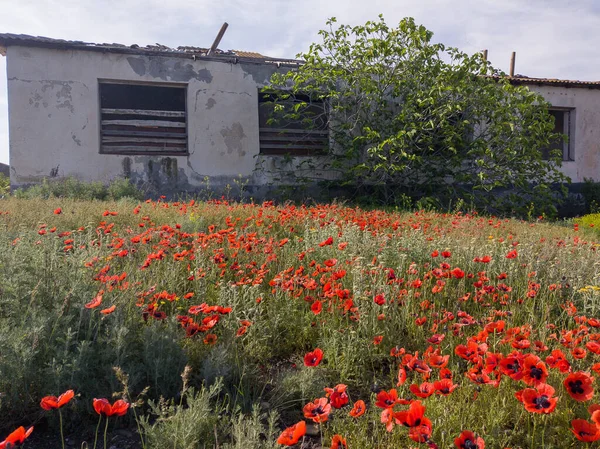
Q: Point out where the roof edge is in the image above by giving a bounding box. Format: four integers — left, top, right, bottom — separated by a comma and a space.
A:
0, 33, 303, 66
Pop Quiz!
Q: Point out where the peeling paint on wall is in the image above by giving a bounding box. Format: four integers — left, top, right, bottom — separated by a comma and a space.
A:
206, 98, 216, 109
220, 123, 246, 157
126, 56, 213, 83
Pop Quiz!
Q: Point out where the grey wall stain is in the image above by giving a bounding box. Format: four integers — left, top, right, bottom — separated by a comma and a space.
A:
71, 134, 81, 146
240, 63, 281, 85
39, 81, 75, 113
122, 157, 132, 178
206, 98, 216, 109
126, 56, 214, 83
127, 57, 147, 76
220, 123, 246, 157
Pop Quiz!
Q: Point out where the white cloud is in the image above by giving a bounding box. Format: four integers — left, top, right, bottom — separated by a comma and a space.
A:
1, 0, 599, 164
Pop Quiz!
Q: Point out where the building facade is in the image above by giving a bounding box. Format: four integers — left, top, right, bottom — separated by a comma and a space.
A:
2, 34, 600, 197
0, 34, 333, 196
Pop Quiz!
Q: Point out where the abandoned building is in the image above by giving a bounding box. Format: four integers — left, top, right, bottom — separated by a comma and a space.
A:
1, 33, 600, 196
0, 33, 334, 195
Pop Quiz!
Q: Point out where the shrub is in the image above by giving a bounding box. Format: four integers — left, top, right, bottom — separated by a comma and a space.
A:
13, 177, 143, 201
0, 173, 9, 196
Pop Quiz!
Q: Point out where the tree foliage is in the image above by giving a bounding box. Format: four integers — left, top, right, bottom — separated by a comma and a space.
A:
267, 15, 569, 216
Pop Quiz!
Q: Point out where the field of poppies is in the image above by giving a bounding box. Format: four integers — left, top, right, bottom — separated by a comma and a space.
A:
1, 196, 600, 448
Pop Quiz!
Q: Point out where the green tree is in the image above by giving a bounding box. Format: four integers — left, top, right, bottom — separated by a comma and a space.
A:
267, 15, 569, 216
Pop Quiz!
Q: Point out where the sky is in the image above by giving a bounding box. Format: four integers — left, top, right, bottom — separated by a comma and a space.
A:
0, 0, 598, 165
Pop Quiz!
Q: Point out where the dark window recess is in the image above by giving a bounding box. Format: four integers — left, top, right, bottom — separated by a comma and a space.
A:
540, 109, 573, 162
99, 82, 187, 155
258, 92, 328, 156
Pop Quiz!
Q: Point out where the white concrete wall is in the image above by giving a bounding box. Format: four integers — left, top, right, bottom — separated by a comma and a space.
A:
527, 84, 600, 183
6, 45, 335, 193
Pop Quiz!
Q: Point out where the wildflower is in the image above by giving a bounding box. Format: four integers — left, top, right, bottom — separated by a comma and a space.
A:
349, 400, 366, 418
0, 426, 34, 448
324, 384, 349, 409
311, 300, 323, 315
303, 397, 332, 423
516, 383, 558, 414
433, 379, 458, 396
330, 435, 347, 449
410, 382, 435, 398
304, 348, 323, 367
203, 334, 217, 345
319, 237, 334, 247
54, 208, 62, 214
564, 372, 594, 401
571, 419, 600, 442
375, 389, 403, 409
505, 250, 518, 259
92, 398, 129, 417
40, 390, 74, 410
85, 292, 103, 309
521, 355, 548, 386
100, 305, 116, 315
277, 421, 306, 446
454, 430, 485, 449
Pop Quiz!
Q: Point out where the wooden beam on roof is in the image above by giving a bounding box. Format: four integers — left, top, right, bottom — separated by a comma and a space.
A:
207, 22, 229, 56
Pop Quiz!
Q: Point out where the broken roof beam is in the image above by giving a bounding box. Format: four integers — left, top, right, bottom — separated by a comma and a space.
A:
206, 22, 228, 56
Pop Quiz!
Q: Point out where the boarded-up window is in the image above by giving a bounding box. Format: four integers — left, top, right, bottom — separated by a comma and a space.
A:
99, 82, 187, 155
258, 92, 328, 156
540, 108, 573, 161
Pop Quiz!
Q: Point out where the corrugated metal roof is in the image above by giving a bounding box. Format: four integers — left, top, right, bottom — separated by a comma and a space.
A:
0, 33, 296, 63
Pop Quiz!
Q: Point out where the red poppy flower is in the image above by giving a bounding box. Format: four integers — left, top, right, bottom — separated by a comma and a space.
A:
499, 355, 524, 381
349, 400, 366, 418
410, 382, 435, 398
434, 379, 458, 396
304, 348, 323, 367
375, 389, 402, 409
330, 434, 347, 449
100, 305, 116, 315
454, 430, 485, 449
505, 250, 518, 259
311, 300, 323, 315
277, 421, 306, 446
319, 237, 334, 247
324, 384, 349, 409
204, 334, 217, 345
85, 292, 103, 309
380, 406, 395, 432
451, 268, 465, 279
521, 355, 548, 386
397, 367, 407, 386
303, 397, 332, 423
54, 208, 62, 215
516, 383, 558, 414
0, 426, 34, 448
427, 334, 445, 345
40, 389, 75, 410
571, 419, 600, 442
374, 294, 386, 305
92, 398, 129, 417
373, 335, 383, 345
393, 400, 427, 427
408, 421, 433, 444
442, 251, 451, 258
564, 372, 594, 401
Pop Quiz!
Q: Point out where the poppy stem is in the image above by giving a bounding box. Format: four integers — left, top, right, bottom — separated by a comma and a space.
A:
59, 409, 65, 449
93, 414, 102, 449
104, 416, 108, 449
103, 416, 109, 449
